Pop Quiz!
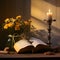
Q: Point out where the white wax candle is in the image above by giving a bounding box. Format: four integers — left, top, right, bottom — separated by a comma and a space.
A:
47, 9, 52, 19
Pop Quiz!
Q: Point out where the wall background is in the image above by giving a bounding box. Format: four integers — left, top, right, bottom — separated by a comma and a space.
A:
31, 0, 60, 30
0, 0, 31, 20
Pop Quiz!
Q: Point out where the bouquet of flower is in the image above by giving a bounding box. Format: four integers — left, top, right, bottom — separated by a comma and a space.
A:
3, 15, 31, 35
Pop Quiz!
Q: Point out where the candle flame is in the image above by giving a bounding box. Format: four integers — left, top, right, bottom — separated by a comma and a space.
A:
49, 9, 51, 13
47, 9, 52, 16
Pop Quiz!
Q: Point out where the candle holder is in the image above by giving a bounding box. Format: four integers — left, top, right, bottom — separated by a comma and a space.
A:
44, 17, 56, 47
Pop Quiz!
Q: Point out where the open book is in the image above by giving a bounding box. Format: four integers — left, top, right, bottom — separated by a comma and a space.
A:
30, 37, 50, 53
14, 37, 50, 53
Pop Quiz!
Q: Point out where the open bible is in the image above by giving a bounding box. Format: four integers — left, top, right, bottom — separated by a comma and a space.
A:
14, 37, 50, 53
30, 37, 50, 53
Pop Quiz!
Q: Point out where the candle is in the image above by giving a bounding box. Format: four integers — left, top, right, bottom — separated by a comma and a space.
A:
47, 9, 52, 19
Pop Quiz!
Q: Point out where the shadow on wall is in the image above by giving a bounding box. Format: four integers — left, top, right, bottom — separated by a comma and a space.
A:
31, 16, 60, 35
44, 0, 60, 7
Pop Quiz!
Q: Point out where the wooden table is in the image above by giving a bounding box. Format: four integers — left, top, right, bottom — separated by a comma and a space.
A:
0, 52, 60, 59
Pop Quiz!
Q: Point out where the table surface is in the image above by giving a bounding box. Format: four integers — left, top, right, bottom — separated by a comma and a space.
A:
0, 52, 60, 58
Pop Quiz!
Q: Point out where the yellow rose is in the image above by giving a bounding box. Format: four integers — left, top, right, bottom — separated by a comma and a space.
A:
16, 15, 21, 19
10, 18, 16, 22
5, 18, 10, 23
15, 25, 20, 30
4, 24, 8, 29
8, 22, 14, 27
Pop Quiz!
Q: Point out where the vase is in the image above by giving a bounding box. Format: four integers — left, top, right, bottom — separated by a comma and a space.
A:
6, 38, 14, 51
6, 34, 16, 51
7, 33, 20, 51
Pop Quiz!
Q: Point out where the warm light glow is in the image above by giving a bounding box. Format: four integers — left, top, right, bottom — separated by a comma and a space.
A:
47, 9, 52, 18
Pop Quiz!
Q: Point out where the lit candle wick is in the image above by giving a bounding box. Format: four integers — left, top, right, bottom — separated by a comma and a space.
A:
47, 9, 52, 19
